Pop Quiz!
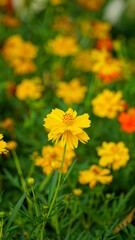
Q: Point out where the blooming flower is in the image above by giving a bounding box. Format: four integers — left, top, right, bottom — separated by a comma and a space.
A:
56, 78, 87, 104
16, 78, 44, 100
44, 108, 91, 149
35, 144, 75, 175
2, 35, 38, 75
47, 35, 79, 56
91, 20, 111, 39
118, 108, 135, 133
0, 134, 8, 154
92, 89, 125, 118
73, 49, 110, 73
79, 165, 112, 189
97, 58, 123, 83
96, 38, 113, 51
97, 142, 130, 170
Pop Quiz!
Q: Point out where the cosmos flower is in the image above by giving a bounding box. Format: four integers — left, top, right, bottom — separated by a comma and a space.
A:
92, 89, 125, 118
44, 108, 91, 149
118, 108, 135, 133
16, 78, 44, 100
97, 142, 130, 170
35, 144, 75, 175
47, 35, 79, 56
79, 165, 112, 189
56, 78, 87, 104
0, 134, 8, 155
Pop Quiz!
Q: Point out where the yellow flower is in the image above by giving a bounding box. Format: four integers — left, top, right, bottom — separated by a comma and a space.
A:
44, 108, 91, 149
97, 142, 130, 170
7, 141, 17, 151
56, 78, 87, 104
91, 20, 112, 39
35, 144, 75, 175
79, 165, 113, 189
73, 49, 110, 73
47, 35, 79, 56
92, 89, 125, 118
2, 35, 38, 75
73, 188, 83, 196
0, 134, 8, 154
16, 78, 44, 100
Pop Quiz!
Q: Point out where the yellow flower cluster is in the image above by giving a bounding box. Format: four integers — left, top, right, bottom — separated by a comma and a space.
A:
47, 35, 79, 56
92, 89, 125, 118
97, 142, 130, 170
0, 134, 8, 155
35, 144, 75, 175
44, 108, 91, 149
56, 78, 87, 104
2, 35, 38, 75
16, 78, 44, 100
74, 49, 110, 73
79, 165, 112, 189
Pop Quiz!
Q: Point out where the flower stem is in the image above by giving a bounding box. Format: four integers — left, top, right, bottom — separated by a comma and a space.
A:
12, 150, 27, 192
31, 186, 38, 217
39, 173, 52, 193
40, 144, 66, 238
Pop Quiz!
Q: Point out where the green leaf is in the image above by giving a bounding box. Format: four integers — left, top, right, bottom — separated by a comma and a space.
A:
48, 169, 58, 204
4, 192, 27, 236
62, 159, 77, 186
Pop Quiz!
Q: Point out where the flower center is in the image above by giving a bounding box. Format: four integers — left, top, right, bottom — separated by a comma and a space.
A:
63, 113, 73, 125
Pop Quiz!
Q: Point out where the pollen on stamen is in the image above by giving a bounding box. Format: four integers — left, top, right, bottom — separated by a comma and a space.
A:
63, 113, 74, 125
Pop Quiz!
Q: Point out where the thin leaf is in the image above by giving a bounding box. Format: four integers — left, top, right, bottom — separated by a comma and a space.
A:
61, 159, 77, 186
48, 169, 58, 204
4, 192, 27, 236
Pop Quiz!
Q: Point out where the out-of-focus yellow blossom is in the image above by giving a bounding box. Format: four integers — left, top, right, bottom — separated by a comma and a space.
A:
73, 49, 110, 73
77, 0, 106, 11
1, 15, 20, 28
44, 108, 91, 149
35, 144, 75, 175
7, 141, 17, 151
12, 59, 37, 75
2, 35, 38, 75
47, 35, 79, 57
91, 20, 112, 39
79, 165, 112, 189
0, 134, 8, 155
52, 16, 73, 34
73, 188, 83, 196
97, 142, 130, 170
97, 58, 123, 84
16, 78, 44, 100
50, 0, 62, 5
92, 89, 125, 118
56, 78, 87, 104
0, 118, 14, 134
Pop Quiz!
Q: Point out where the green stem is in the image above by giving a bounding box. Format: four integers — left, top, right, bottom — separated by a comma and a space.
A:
39, 173, 52, 193
0, 219, 3, 240
31, 186, 38, 217
40, 144, 66, 239
12, 150, 27, 192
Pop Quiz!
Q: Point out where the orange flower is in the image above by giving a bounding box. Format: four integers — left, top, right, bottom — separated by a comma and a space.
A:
118, 108, 135, 133
77, 0, 106, 11
2, 15, 20, 28
96, 38, 113, 51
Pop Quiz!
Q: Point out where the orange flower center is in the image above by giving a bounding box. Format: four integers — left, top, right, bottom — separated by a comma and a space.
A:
63, 113, 73, 125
